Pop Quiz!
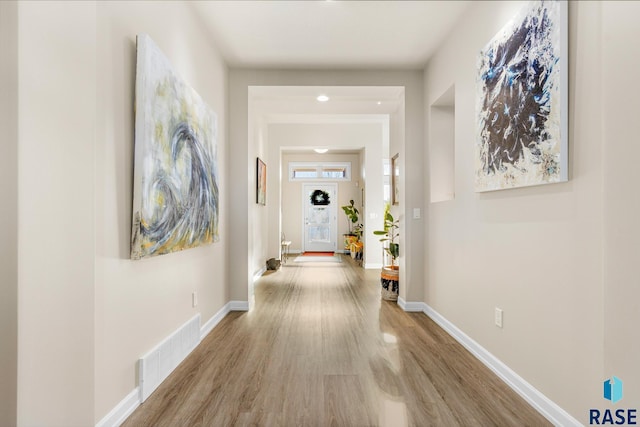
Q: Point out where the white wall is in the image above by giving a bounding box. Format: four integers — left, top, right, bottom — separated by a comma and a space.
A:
17, 2, 97, 425
423, 1, 639, 422
247, 120, 383, 279
95, 1, 228, 422
270, 124, 382, 268
228, 74, 251, 301
602, 0, 640, 409
280, 152, 362, 254
230, 70, 424, 303
0, 2, 19, 425
5, 1, 228, 424
248, 114, 269, 286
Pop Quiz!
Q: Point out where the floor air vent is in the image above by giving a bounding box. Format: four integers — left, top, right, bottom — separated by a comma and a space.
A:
138, 313, 201, 402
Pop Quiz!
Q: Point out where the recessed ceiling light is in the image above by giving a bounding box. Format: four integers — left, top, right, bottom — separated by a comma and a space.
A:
377, 101, 382, 105
314, 148, 328, 154
317, 95, 329, 102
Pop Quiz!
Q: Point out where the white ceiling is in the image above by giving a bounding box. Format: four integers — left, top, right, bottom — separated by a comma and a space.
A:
192, 1, 471, 69
194, 1, 472, 156
251, 86, 395, 155
250, 85, 404, 115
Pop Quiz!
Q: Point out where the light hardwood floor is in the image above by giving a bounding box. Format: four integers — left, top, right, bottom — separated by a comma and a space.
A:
123, 256, 550, 426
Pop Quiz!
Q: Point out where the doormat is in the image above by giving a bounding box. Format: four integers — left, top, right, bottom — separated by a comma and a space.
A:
302, 252, 335, 256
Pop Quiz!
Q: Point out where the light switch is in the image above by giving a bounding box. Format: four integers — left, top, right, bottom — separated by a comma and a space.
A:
413, 208, 421, 219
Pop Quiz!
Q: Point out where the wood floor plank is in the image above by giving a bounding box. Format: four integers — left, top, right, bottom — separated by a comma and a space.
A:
324, 374, 377, 427
122, 256, 551, 427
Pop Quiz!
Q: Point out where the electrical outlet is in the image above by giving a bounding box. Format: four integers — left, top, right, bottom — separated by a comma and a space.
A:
192, 292, 198, 308
495, 307, 503, 328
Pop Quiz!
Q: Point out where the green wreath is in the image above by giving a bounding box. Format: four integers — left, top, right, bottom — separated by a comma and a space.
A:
310, 189, 330, 205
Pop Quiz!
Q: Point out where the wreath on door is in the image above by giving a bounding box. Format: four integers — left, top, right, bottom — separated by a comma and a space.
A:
310, 189, 330, 206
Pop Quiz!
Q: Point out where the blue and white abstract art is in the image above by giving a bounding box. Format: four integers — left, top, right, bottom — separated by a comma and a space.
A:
476, 0, 568, 192
131, 34, 219, 260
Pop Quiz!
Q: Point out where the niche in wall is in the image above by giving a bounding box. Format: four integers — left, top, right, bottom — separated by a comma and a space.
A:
429, 85, 455, 203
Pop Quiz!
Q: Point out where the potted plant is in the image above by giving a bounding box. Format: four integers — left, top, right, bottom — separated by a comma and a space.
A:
373, 204, 399, 300
341, 199, 363, 261
349, 223, 364, 263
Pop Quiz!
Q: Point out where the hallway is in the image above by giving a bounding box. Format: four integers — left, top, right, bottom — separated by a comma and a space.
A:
123, 257, 549, 426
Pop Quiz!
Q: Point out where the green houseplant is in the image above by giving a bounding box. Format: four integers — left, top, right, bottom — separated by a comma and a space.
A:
373, 204, 399, 300
341, 199, 363, 261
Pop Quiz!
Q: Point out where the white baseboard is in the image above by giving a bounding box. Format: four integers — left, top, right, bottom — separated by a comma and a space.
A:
253, 265, 267, 282
97, 301, 246, 427
397, 297, 424, 312
95, 388, 140, 427
400, 302, 581, 427
200, 303, 232, 339
201, 301, 248, 339
229, 300, 249, 311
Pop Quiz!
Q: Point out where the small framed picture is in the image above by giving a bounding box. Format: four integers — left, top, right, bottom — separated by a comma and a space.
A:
256, 157, 266, 205
391, 153, 399, 205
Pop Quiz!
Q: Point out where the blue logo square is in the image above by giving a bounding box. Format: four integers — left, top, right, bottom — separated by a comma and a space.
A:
604, 376, 623, 404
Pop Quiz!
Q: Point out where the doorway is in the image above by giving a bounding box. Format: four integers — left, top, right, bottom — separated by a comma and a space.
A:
302, 183, 338, 253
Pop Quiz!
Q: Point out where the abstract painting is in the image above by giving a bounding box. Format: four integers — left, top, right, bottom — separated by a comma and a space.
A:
256, 157, 266, 205
131, 34, 219, 260
476, 0, 568, 192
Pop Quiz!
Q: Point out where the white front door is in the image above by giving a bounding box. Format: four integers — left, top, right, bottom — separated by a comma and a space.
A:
303, 183, 337, 253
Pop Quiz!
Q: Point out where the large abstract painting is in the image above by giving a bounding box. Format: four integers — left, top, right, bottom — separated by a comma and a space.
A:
131, 34, 219, 260
476, 0, 568, 192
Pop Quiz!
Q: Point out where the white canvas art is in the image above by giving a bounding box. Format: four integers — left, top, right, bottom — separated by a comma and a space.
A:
131, 34, 219, 260
476, 0, 568, 192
